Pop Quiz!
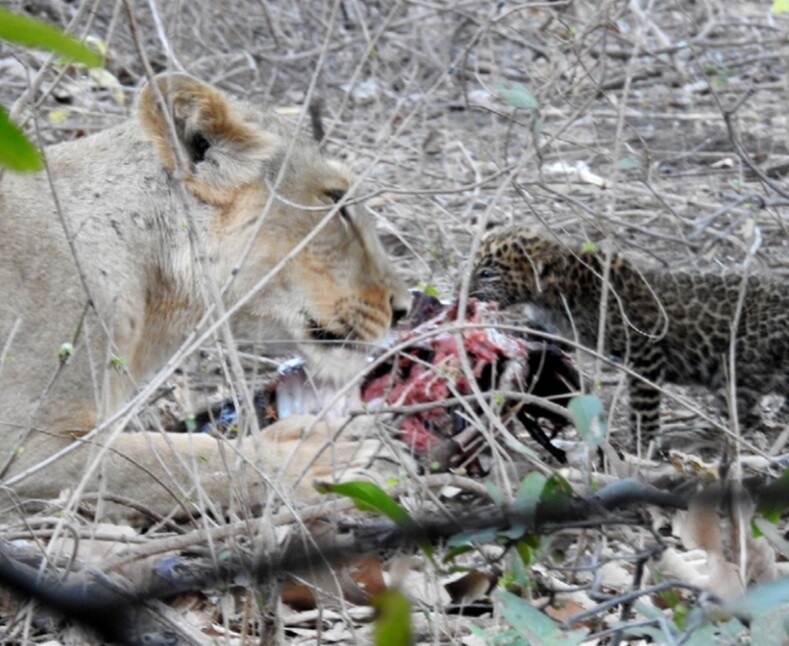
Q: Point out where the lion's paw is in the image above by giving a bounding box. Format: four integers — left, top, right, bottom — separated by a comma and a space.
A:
260, 415, 414, 503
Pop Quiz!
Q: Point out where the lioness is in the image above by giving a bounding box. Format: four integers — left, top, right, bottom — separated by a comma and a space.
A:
0, 73, 409, 521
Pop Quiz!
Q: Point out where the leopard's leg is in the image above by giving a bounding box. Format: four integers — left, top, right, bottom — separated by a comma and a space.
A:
737, 386, 764, 429
713, 346, 769, 430
722, 317, 788, 429
627, 341, 665, 446
715, 381, 763, 430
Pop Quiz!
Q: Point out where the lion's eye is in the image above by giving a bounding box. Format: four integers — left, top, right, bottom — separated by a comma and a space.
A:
325, 190, 351, 221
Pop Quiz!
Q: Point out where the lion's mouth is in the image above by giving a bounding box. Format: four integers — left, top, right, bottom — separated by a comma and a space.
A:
305, 316, 357, 346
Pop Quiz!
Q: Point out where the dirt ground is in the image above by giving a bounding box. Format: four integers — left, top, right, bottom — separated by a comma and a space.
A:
1, 0, 788, 643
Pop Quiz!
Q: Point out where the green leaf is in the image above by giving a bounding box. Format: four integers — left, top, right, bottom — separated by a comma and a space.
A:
448, 526, 499, 547
678, 621, 718, 646
318, 480, 437, 561
753, 517, 789, 558
543, 473, 573, 497
508, 473, 573, 540
373, 588, 411, 646
485, 480, 505, 507
512, 472, 547, 520
516, 472, 547, 503
183, 413, 197, 433
497, 81, 538, 110
0, 7, 102, 66
723, 577, 789, 620
581, 241, 598, 253
57, 342, 75, 362
716, 619, 748, 644
515, 536, 539, 569
659, 586, 681, 610
616, 155, 640, 170
466, 623, 485, 642
416, 281, 439, 298
110, 354, 126, 367
509, 543, 533, 586
757, 468, 789, 521
442, 544, 474, 563
467, 624, 487, 639
499, 523, 528, 540
494, 588, 587, 645
568, 394, 606, 447
48, 108, 70, 124
717, 617, 749, 640
492, 629, 527, 646
540, 473, 575, 516
0, 106, 42, 171
750, 607, 788, 646
315, 481, 412, 526
773, 0, 789, 13
496, 591, 546, 631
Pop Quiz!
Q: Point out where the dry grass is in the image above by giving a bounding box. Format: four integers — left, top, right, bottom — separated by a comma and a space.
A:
1, 0, 788, 643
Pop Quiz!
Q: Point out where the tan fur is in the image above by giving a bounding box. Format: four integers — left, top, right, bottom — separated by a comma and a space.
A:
0, 74, 409, 522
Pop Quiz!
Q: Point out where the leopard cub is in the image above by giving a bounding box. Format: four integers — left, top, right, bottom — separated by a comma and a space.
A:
469, 226, 788, 441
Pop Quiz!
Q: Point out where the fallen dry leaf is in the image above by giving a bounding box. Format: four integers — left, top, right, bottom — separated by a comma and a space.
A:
282, 554, 386, 610
541, 597, 589, 623
444, 570, 496, 604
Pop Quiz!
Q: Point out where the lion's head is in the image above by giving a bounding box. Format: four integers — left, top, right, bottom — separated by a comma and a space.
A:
137, 74, 409, 382
0, 73, 413, 516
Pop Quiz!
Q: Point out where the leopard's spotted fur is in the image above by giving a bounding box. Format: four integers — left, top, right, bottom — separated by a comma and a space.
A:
469, 226, 788, 438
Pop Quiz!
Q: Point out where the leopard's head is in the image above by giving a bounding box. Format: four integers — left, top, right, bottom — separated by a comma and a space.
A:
469, 226, 573, 309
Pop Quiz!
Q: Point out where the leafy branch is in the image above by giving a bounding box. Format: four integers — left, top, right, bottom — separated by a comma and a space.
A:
0, 7, 101, 171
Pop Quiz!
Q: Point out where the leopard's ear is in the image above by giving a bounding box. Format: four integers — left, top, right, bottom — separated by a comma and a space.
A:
137, 73, 263, 170
531, 249, 568, 293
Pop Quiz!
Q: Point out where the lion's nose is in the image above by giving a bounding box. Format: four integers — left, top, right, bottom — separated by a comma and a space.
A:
392, 306, 408, 325
390, 293, 410, 326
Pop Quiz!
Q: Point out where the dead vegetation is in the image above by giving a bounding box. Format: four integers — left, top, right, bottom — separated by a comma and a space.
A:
1, 0, 788, 643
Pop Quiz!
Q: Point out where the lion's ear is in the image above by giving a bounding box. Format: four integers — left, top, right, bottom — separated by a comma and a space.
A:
137, 73, 263, 173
